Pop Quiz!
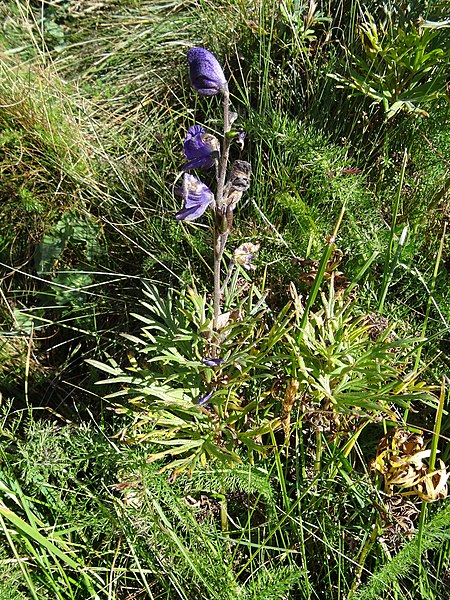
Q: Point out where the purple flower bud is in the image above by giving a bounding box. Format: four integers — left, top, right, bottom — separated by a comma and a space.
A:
183, 125, 220, 170
187, 47, 228, 96
175, 173, 214, 221
202, 357, 225, 367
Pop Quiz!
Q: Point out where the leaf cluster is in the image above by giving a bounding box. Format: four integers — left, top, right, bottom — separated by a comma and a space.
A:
90, 281, 437, 475
329, 10, 450, 119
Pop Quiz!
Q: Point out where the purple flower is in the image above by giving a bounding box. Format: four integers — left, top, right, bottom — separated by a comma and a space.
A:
202, 357, 225, 367
183, 125, 220, 170
175, 173, 214, 221
196, 390, 214, 406
187, 47, 228, 96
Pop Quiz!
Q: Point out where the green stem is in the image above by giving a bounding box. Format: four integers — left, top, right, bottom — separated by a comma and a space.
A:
220, 494, 228, 532
348, 521, 380, 599
404, 222, 447, 423
429, 377, 446, 472
413, 222, 447, 373
416, 379, 446, 595
378, 148, 408, 313
314, 429, 322, 476
299, 201, 346, 335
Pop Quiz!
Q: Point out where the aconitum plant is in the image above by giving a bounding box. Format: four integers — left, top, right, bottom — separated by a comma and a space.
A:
175, 47, 252, 333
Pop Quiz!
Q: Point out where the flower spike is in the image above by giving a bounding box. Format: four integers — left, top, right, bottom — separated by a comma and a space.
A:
187, 47, 228, 96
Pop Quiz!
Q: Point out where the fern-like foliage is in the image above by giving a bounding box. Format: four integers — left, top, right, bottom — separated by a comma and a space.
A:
355, 503, 450, 600
241, 566, 304, 600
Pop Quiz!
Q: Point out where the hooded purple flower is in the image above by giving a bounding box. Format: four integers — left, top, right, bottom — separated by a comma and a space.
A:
187, 47, 228, 96
183, 125, 220, 170
175, 173, 214, 221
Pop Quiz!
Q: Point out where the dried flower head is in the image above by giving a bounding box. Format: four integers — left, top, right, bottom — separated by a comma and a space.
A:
236, 130, 245, 151
183, 125, 220, 170
187, 47, 228, 96
220, 160, 252, 220
175, 173, 214, 221
226, 160, 252, 194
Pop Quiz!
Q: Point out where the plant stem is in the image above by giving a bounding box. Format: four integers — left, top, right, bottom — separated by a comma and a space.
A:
216, 86, 232, 211
417, 378, 446, 596
402, 222, 447, 424
413, 221, 447, 372
378, 148, 408, 313
314, 429, 322, 476
219, 492, 228, 532
348, 520, 380, 599
213, 231, 225, 328
298, 201, 347, 334
213, 86, 232, 329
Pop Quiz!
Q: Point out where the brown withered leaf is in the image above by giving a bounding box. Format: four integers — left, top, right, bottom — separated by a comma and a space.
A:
281, 379, 300, 443
376, 493, 419, 551
293, 247, 350, 291
364, 313, 392, 342
372, 428, 448, 502
413, 459, 449, 502
215, 309, 243, 331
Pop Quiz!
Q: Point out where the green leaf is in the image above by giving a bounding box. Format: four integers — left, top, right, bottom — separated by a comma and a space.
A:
0, 505, 80, 570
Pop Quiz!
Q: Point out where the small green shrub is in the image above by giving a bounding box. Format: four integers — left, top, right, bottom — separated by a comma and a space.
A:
90, 276, 436, 475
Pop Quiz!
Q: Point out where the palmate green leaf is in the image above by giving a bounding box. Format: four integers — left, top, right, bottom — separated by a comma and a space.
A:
146, 439, 241, 474
237, 433, 268, 455
147, 440, 204, 463
202, 441, 241, 465
98, 374, 198, 407
386, 100, 420, 119
130, 311, 167, 328
130, 385, 193, 405
287, 291, 434, 418
153, 455, 199, 474
328, 72, 385, 102
144, 349, 202, 367
399, 79, 445, 103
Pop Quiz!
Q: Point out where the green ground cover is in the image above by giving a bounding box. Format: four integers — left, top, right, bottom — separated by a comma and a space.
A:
0, 1, 449, 598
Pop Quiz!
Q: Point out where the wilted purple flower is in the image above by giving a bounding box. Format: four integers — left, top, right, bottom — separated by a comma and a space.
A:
183, 125, 220, 170
175, 173, 214, 221
234, 242, 260, 270
187, 47, 228, 96
196, 390, 214, 406
202, 357, 225, 367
